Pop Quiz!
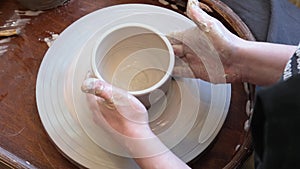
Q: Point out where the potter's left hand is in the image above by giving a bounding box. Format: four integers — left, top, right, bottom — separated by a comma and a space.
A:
170, 0, 244, 83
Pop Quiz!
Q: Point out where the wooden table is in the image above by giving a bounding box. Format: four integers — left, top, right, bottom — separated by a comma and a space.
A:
0, 0, 255, 168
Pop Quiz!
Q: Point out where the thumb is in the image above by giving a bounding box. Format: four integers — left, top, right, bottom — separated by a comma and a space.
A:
81, 78, 147, 114
81, 78, 113, 102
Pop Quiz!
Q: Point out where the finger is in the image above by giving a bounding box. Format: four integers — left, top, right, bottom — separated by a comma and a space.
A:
187, 0, 212, 32
82, 78, 119, 112
172, 44, 184, 57
82, 78, 137, 109
86, 93, 101, 112
172, 66, 195, 78
173, 56, 196, 78
174, 55, 188, 66
167, 32, 183, 45
99, 99, 117, 110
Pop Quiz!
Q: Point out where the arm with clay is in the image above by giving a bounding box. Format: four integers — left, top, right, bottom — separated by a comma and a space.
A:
81, 1, 297, 168
81, 78, 191, 169
172, 0, 297, 86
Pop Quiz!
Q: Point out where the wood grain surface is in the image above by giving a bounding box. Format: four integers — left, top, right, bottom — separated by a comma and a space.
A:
0, 0, 254, 168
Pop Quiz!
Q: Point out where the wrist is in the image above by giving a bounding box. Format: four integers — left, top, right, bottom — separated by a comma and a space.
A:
223, 37, 247, 83
123, 123, 154, 138
121, 125, 168, 158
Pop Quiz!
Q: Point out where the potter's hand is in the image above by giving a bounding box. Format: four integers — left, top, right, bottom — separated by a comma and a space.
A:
81, 77, 152, 138
81, 76, 190, 168
170, 0, 243, 83
80, 76, 192, 168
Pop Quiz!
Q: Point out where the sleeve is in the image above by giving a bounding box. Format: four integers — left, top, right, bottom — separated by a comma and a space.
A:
282, 43, 300, 81
251, 43, 300, 169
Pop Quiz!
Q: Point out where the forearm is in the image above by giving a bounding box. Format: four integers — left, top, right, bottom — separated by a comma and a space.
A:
122, 128, 190, 169
235, 40, 297, 86
134, 149, 191, 169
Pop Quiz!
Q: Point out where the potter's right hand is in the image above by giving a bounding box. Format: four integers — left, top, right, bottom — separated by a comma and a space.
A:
81, 77, 152, 139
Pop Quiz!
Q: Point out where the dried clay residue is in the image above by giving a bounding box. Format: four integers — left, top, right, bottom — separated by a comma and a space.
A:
1, 18, 31, 29
14, 10, 43, 16
0, 9, 43, 55
0, 9, 43, 37
0, 46, 8, 56
0, 13, 31, 44
0, 38, 11, 57
0, 18, 29, 38
39, 32, 59, 47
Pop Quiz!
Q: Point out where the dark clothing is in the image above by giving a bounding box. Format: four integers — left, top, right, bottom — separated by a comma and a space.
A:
252, 74, 300, 169
252, 44, 300, 169
222, 0, 300, 45
251, 45, 300, 168
221, 1, 300, 168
